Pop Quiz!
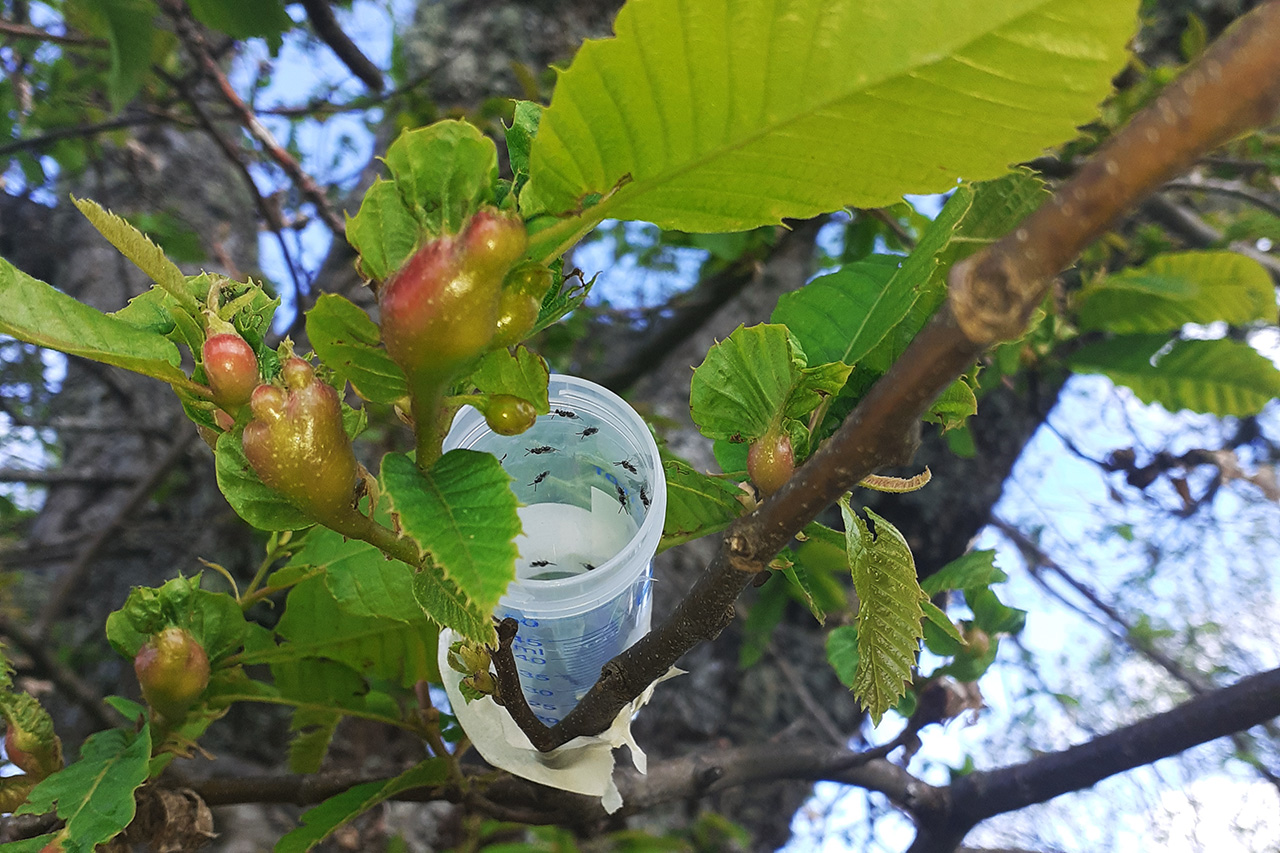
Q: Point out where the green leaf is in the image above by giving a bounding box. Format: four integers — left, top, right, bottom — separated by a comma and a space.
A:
659, 458, 743, 552
281, 517, 491, 643
522, 0, 1134, 256
293, 524, 433, 623
16, 726, 151, 849
381, 451, 521, 621
214, 428, 316, 531
922, 599, 964, 646
78, 0, 156, 112
0, 257, 195, 391
531, 264, 592, 335
825, 625, 860, 689
921, 550, 1005, 596
780, 562, 824, 624
266, 576, 441, 689
345, 179, 420, 282
384, 121, 500, 237
271, 657, 370, 773
306, 293, 409, 404
105, 575, 247, 664
1068, 335, 1280, 417
507, 101, 542, 198
72, 197, 195, 314
188, 0, 293, 43
771, 258, 902, 367
924, 378, 978, 431
738, 579, 789, 669
413, 568, 495, 646
969, 587, 1027, 636
839, 499, 926, 724
861, 171, 1049, 374
466, 346, 551, 414
690, 324, 848, 443
276, 760, 448, 853
1075, 251, 1276, 333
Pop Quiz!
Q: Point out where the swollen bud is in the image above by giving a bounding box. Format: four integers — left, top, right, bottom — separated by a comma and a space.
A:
242, 358, 358, 525
747, 433, 794, 497
202, 333, 259, 410
4, 723, 61, 779
483, 395, 537, 436
134, 627, 210, 721
379, 208, 528, 389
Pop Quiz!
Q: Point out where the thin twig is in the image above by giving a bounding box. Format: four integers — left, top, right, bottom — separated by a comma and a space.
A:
158, 0, 347, 238
0, 469, 139, 485
0, 113, 187, 159
159, 67, 306, 299
1164, 176, 1280, 219
0, 18, 105, 47
298, 0, 384, 92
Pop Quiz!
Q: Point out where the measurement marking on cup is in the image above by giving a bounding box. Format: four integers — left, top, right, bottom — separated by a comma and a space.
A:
577, 426, 598, 439
525, 445, 557, 455
530, 470, 549, 490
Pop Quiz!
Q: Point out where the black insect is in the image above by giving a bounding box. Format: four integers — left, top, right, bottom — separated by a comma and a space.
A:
530, 470, 549, 490
525, 445, 558, 455
530, 560, 555, 567
553, 409, 580, 419
639, 484, 651, 509
582, 562, 596, 572
615, 482, 629, 512
614, 459, 638, 474
577, 426, 599, 439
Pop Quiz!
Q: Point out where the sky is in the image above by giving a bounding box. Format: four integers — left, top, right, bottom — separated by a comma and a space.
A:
3, 2, 1279, 850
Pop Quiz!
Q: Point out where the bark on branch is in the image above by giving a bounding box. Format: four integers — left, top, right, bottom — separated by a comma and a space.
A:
500, 0, 1280, 753
910, 666, 1280, 851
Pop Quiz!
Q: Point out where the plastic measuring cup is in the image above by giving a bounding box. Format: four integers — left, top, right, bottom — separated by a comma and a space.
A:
443, 375, 666, 725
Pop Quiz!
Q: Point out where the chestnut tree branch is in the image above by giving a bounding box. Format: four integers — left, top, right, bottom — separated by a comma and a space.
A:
158, 0, 347, 238
495, 0, 1280, 753
298, 0, 384, 93
910, 665, 1280, 851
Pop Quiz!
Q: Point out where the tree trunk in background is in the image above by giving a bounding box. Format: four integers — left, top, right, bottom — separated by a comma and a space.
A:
5, 125, 260, 756
1, 2, 1066, 850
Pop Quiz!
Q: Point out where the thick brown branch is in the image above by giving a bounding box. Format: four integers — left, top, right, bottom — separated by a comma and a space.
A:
298, 0, 384, 93
949, 0, 1280, 345
514, 0, 1280, 754
912, 666, 1280, 851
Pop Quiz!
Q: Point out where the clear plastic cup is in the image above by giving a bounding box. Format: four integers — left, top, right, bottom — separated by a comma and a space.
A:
443, 375, 665, 725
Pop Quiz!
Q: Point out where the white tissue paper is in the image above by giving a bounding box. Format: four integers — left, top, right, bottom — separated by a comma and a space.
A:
438, 628, 681, 814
